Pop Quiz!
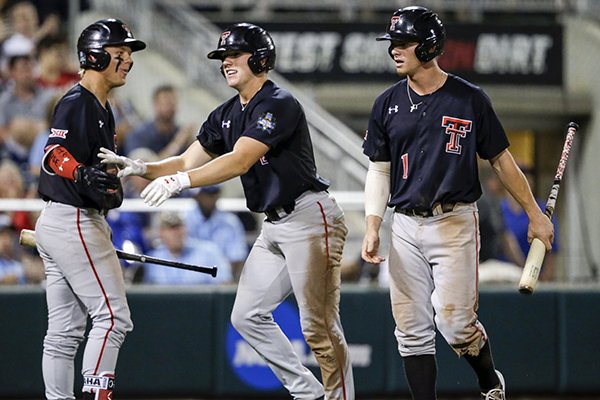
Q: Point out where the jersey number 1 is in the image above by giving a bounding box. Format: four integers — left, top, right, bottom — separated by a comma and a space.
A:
401, 153, 408, 179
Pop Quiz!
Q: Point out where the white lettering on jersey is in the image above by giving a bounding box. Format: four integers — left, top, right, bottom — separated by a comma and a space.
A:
99, 120, 104, 128
49, 128, 68, 139
441, 116, 472, 155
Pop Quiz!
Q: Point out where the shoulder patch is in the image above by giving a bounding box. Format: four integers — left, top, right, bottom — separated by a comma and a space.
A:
49, 128, 68, 139
257, 112, 276, 134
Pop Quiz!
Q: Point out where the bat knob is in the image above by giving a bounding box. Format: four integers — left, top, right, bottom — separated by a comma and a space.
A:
519, 286, 534, 296
567, 121, 579, 130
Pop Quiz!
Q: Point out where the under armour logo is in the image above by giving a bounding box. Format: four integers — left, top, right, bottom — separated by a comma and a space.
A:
98, 120, 104, 128
222, 120, 231, 129
388, 105, 398, 114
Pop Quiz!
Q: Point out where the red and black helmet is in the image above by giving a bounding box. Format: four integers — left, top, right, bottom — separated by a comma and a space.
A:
207, 23, 276, 75
376, 6, 445, 63
77, 18, 146, 71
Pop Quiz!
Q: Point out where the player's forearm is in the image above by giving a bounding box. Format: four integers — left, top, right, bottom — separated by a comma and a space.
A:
490, 151, 542, 219
187, 151, 251, 188
365, 214, 383, 233
364, 161, 391, 220
143, 156, 186, 180
144, 141, 213, 180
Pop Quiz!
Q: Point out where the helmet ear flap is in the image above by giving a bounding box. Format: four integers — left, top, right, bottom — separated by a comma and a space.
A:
79, 49, 111, 71
248, 50, 271, 74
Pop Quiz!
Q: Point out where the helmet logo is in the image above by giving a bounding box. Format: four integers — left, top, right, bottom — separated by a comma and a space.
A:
220, 31, 231, 46
121, 23, 133, 38
390, 16, 400, 30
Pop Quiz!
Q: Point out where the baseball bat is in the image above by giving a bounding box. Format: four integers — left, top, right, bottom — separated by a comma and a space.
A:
19, 229, 218, 277
518, 122, 578, 295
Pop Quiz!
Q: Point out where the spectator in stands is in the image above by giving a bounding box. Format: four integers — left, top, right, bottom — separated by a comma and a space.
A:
35, 33, 79, 89
500, 165, 559, 281
0, 53, 56, 177
27, 91, 61, 183
143, 211, 232, 285
110, 91, 141, 139
477, 162, 525, 283
123, 84, 196, 158
107, 148, 160, 283
1, 1, 59, 70
185, 185, 248, 282
0, 159, 36, 231
0, 213, 25, 284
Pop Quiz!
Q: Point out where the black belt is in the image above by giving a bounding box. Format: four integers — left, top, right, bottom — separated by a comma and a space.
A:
395, 202, 457, 218
264, 202, 295, 222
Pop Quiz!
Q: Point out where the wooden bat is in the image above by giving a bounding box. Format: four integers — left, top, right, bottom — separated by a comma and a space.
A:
518, 122, 578, 295
19, 229, 218, 277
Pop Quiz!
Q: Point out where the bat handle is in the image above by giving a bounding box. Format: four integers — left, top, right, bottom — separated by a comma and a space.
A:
519, 238, 547, 295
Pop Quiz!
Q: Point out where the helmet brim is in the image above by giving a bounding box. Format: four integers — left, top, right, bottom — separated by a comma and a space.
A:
376, 32, 420, 43
207, 48, 225, 60
123, 39, 146, 52
107, 38, 146, 52
376, 33, 392, 41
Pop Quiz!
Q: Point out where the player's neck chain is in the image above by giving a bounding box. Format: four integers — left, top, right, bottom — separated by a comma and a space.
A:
406, 72, 448, 113
406, 83, 423, 113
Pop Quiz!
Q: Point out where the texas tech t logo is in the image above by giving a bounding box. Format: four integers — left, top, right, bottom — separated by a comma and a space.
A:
442, 116, 472, 155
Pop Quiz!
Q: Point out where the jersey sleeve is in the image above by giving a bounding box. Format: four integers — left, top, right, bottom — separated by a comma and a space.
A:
197, 109, 226, 155
242, 96, 299, 149
362, 95, 391, 162
45, 98, 94, 163
474, 91, 510, 160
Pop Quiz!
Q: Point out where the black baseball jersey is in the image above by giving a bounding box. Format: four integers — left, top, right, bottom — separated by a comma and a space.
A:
363, 74, 509, 210
38, 84, 122, 209
197, 80, 328, 212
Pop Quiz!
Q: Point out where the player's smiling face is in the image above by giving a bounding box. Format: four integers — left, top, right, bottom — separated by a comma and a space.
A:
389, 41, 420, 76
221, 51, 254, 89
104, 45, 134, 87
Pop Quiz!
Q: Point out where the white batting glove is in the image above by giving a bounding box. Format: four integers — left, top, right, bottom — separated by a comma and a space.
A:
140, 172, 191, 207
97, 147, 147, 178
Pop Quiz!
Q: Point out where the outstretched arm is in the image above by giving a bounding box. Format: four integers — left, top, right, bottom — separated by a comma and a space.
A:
141, 137, 269, 207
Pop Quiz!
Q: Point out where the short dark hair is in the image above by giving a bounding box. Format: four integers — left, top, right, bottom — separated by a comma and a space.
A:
8, 54, 32, 69
36, 33, 68, 56
152, 84, 176, 101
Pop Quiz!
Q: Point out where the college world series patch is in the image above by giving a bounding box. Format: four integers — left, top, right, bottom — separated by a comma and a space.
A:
257, 112, 276, 134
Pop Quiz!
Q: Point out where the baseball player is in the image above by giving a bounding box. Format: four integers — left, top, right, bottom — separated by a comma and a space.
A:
98, 23, 354, 400
361, 7, 554, 400
35, 19, 145, 400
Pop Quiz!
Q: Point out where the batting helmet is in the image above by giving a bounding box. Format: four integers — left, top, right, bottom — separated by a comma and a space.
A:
207, 23, 276, 75
77, 18, 146, 71
376, 6, 445, 63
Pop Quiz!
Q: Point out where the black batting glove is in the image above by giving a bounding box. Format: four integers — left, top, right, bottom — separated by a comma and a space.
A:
75, 164, 120, 195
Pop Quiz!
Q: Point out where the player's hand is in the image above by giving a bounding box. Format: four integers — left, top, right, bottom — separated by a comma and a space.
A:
97, 147, 147, 178
361, 229, 386, 264
75, 165, 120, 195
528, 211, 554, 251
140, 172, 191, 207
